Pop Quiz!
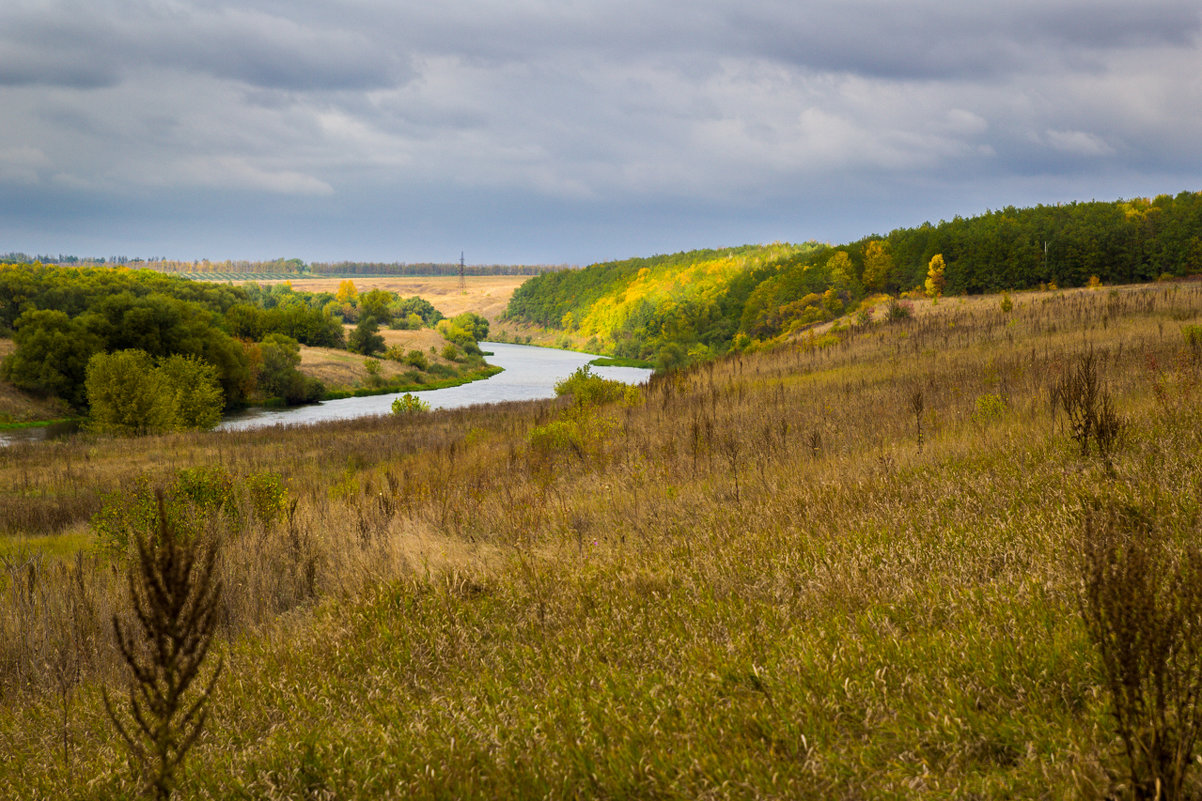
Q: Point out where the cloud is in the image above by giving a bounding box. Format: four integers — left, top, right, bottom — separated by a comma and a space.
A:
0, 147, 52, 184
1045, 129, 1116, 158
0, 0, 1200, 261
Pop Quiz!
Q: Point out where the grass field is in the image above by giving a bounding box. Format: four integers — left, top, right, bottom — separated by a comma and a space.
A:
2, 281, 1201, 798
257, 275, 532, 324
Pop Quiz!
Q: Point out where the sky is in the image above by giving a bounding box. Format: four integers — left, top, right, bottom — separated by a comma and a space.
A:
2, 0, 1201, 266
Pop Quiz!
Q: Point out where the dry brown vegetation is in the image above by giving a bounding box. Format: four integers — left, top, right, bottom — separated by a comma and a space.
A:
298, 327, 458, 390
1, 281, 1201, 798
262, 275, 531, 323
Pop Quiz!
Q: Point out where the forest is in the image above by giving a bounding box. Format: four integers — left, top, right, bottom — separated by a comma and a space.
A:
504, 192, 1202, 364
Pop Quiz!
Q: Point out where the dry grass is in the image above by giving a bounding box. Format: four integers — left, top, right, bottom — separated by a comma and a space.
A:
259, 275, 531, 323
1, 281, 1201, 798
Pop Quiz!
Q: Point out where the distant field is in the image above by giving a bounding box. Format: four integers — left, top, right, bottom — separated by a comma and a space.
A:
255, 275, 532, 323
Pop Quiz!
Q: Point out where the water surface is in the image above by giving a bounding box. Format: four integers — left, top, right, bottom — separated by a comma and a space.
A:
217, 342, 651, 432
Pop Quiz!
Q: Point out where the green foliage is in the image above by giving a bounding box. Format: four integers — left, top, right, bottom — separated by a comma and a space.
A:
85, 350, 174, 435
1, 309, 103, 407
390, 296, 443, 327
554, 366, 629, 406
972, 393, 1007, 424
85, 350, 224, 435
441, 343, 460, 361
255, 335, 323, 406
391, 393, 430, 415
92, 466, 287, 556
1000, 292, 1014, 313
155, 354, 224, 430
404, 349, 429, 370
348, 317, 385, 356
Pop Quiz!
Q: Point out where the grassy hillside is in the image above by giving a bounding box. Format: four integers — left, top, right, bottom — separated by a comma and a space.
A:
2, 281, 1201, 798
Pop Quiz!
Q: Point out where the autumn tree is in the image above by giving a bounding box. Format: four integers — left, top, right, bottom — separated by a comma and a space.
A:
925, 254, 946, 298
862, 240, 894, 292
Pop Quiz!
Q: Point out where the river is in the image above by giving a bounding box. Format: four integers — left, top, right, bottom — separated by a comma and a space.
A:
218, 341, 651, 431
0, 343, 652, 445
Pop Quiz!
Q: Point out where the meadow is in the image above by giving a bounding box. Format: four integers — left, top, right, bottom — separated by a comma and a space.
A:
1, 280, 1200, 798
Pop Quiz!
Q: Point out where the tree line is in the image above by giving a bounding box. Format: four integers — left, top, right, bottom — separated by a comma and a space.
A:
504, 192, 1202, 365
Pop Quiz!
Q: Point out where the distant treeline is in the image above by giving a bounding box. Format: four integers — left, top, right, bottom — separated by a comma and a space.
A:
0, 254, 570, 277
307, 262, 569, 277
504, 192, 1202, 365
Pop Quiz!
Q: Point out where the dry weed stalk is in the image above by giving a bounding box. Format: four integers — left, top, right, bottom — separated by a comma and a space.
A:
103, 490, 223, 801
1079, 504, 1202, 800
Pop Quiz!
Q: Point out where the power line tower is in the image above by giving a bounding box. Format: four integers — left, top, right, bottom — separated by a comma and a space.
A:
459, 251, 466, 290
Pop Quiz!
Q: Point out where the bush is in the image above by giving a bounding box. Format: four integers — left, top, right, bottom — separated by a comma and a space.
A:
885, 297, 913, 322
1079, 502, 1202, 800
348, 317, 385, 356
404, 349, 429, 370
391, 393, 429, 415
554, 365, 628, 407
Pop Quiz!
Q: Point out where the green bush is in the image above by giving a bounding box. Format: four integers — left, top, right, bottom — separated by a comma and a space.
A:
391, 393, 429, 415
554, 365, 628, 406
92, 467, 288, 556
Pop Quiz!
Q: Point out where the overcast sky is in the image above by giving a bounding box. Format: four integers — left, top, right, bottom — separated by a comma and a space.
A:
2, 1, 1200, 265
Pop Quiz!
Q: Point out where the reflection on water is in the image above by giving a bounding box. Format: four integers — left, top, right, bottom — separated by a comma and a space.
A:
217, 342, 652, 432
0, 420, 81, 447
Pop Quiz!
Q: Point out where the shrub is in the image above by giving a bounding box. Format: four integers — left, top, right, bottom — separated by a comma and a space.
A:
885, 298, 913, 323
1079, 502, 1202, 800
972, 393, 1006, 424
404, 349, 429, 370
1000, 292, 1014, 313
1053, 348, 1123, 460
348, 317, 385, 356
554, 365, 627, 407
85, 350, 225, 435
391, 393, 430, 415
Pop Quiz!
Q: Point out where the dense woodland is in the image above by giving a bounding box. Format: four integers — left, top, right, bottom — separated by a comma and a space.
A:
505, 192, 1202, 363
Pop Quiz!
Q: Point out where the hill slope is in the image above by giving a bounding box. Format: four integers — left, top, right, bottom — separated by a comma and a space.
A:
505, 192, 1202, 363
3, 280, 1201, 797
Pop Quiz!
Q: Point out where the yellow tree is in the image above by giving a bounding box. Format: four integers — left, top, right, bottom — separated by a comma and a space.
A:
336, 279, 358, 304
862, 240, 893, 291
925, 254, 946, 298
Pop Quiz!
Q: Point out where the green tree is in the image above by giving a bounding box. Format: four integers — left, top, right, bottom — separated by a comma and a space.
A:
348, 316, 385, 356
359, 289, 393, 324
85, 350, 174, 435
1, 309, 103, 408
156, 354, 224, 430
